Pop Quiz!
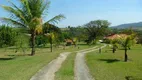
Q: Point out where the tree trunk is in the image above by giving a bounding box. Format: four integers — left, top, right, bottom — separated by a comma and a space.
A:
50, 40, 53, 52
51, 43, 52, 52
31, 31, 36, 56
74, 42, 76, 47
99, 48, 101, 53
124, 48, 128, 62
112, 48, 115, 53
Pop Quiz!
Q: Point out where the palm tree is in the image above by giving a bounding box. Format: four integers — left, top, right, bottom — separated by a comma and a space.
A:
1, 0, 65, 56
45, 33, 55, 52
111, 39, 118, 53
119, 36, 132, 62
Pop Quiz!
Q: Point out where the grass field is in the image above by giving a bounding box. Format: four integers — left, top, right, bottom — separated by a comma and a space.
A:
86, 44, 142, 80
0, 44, 92, 80
55, 52, 76, 80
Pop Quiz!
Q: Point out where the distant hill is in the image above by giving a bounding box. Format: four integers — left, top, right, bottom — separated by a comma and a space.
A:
112, 22, 142, 29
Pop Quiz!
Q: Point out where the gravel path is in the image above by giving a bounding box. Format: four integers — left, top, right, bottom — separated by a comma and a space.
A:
30, 52, 71, 80
75, 45, 106, 80
76, 46, 100, 53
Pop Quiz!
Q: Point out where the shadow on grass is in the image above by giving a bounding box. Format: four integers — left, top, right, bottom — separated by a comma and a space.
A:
0, 54, 32, 61
36, 46, 50, 48
7, 54, 31, 57
125, 76, 142, 80
8, 47, 17, 50
0, 57, 15, 60
78, 43, 88, 46
98, 59, 120, 63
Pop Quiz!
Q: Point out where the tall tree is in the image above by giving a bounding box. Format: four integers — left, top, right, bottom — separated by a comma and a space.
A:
1, 0, 65, 55
85, 20, 110, 44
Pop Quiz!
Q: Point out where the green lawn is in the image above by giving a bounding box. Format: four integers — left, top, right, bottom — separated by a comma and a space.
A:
86, 44, 142, 80
0, 44, 92, 80
55, 52, 76, 80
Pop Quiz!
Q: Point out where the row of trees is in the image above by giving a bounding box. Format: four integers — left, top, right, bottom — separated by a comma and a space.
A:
0, 19, 111, 54
0, 24, 65, 53
60, 20, 111, 46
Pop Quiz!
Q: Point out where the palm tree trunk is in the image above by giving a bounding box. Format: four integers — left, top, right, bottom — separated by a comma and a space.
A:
31, 31, 36, 56
124, 48, 128, 62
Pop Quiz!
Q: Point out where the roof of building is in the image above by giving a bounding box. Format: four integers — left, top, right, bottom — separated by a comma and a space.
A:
105, 34, 128, 40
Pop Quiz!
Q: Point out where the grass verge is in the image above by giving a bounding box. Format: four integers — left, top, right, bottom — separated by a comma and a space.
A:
55, 52, 76, 80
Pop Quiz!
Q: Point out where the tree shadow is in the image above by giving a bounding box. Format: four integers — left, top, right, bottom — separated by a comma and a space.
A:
0, 54, 32, 61
0, 57, 15, 60
7, 55, 15, 57
7, 54, 31, 57
98, 59, 120, 63
125, 76, 142, 80
37, 46, 50, 48
8, 47, 17, 50
78, 43, 87, 46
119, 48, 125, 50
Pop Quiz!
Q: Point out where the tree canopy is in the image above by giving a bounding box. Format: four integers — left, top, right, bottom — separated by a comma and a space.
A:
85, 20, 110, 44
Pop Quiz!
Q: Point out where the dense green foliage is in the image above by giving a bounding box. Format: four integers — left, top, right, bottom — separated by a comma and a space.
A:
35, 35, 48, 47
0, 25, 17, 47
85, 20, 110, 44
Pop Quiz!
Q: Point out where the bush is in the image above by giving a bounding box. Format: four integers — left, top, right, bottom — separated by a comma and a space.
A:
0, 25, 17, 47
103, 39, 111, 44
15, 33, 29, 53
35, 34, 48, 47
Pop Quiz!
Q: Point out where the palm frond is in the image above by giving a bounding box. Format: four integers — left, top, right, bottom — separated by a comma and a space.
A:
46, 14, 65, 24
1, 17, 26, 27
20, 0, 32, 18
8, 0, 31, 20
1, 5, 28, 25
40, 0, 50, 15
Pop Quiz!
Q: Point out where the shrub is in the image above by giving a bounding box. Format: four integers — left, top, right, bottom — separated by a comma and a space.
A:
0, 25, 17, 47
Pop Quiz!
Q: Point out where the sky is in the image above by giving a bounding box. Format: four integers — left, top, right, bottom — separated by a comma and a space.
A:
0, 0, 142, 27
